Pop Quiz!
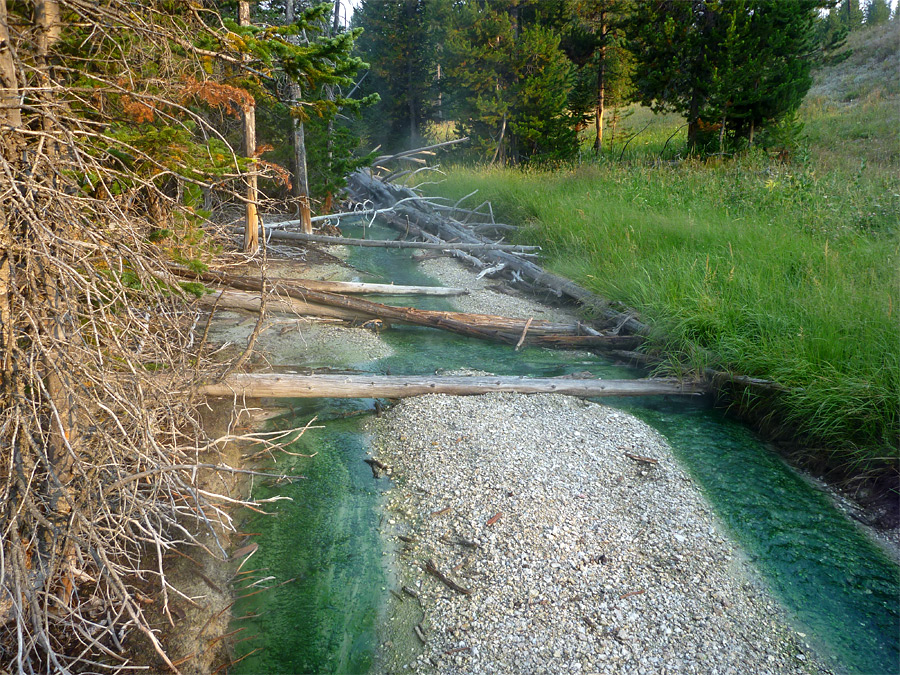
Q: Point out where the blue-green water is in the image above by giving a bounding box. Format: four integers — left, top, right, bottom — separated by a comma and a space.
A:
230, 221, 899, 675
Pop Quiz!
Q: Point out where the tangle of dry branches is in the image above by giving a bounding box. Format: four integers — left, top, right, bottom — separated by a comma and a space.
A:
0, 2, 282, 672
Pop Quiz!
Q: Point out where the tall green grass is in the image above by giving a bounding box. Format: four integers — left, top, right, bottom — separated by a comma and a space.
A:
424, 150, 898, 462
418, 22, 899, 463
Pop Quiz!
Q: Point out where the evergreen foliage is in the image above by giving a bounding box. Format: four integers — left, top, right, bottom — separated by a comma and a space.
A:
442, 2, 578, 163
353, 0, 437, 152
222, 2, 376, 203
628, 0, 829, 152
562, 0, 634, 153
865, 0, 892, 24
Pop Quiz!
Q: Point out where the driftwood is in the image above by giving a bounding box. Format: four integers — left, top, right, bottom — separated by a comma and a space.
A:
348, 170, 650, 336
274, 279, 468, 296
197, 288, 368, 322
242, 227, 540, 252
373, 138, 470, 166
345, 170, 789, 395
183, 268, 640, 349
424, 558, 472, 596
197, 373, 708, 399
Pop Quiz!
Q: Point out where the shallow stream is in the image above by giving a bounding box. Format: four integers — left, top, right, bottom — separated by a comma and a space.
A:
229, 222, 898, 675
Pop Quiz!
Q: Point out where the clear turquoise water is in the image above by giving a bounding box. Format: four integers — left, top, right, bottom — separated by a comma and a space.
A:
230, 221, 899, 675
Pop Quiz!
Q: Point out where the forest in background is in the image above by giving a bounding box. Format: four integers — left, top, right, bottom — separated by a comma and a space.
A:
350, 0, 894, 162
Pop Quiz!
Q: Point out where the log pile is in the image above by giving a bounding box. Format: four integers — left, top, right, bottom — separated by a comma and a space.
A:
179, 268, 642, 350
346, 170, 651, 336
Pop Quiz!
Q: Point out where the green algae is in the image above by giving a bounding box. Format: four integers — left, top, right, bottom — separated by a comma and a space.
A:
618, 397, 900, 675
231, 399, 388, 675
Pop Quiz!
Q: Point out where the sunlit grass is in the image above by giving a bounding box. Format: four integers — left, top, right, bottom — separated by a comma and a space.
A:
416, 21, 899, 463
425, 144, 899, 461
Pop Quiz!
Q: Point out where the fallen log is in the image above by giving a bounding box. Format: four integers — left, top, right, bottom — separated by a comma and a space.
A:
237, 227, 540, 252
372, 138, 470, 166
197, 288, 368, 321
197, 373, 707, 399
273, 279, 468, 297
183, 268, 639, 349
347, 170, 650, 336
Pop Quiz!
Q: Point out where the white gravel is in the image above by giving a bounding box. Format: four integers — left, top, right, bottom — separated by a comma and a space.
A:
370, 392, 828, 674
419, 256, 580, 323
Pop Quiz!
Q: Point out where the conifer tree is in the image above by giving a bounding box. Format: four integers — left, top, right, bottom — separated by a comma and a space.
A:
864, 0, 892, 25
562, 0, 633, 153
227, 2, 375, 223
443, 1, 577, 163
839, 0, 866, 28
629, 0, 829, 152
353, 0, 437, 152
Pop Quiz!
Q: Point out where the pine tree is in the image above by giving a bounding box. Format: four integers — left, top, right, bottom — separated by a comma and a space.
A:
443, 1, 577, 163
562, 0, 633, 153
353, 0, 437, 152
629, 0, 829, 153
227, 2, 375, 224
839, 0, 866, 29
865, 0, 892, 25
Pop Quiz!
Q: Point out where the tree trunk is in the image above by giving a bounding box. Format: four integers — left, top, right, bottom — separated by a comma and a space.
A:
285, 0, 293, 23
594, 44, 606, 153
594, 16, 607, 154
183, 268, 643, 348
35, 0, 77, 509
254, 279, 468, 296
0, 2, 23, 135
0, 3, 20, 377
242, 102, 260, 250
240, 2, 260, 251
290, 82, 312, 234
198, 373, 707, 399
235, 228, 539, 251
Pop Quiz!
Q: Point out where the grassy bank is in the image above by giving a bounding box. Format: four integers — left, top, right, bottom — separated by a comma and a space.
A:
425, 157, 897, 463
420, 25, 899, 464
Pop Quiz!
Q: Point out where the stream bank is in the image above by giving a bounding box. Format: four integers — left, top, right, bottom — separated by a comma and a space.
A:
203, 221, 897, 674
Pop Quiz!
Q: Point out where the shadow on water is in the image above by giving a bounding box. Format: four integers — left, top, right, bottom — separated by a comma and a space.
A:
230, 220, 899, 675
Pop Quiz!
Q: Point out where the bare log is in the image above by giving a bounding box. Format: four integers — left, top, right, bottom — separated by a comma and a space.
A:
373, 138, 469, 165
198, 373, 707, 399
197, 288, 368, 322
182, 268, 640, 349
282, 279, 468, 296
347, 170, 650, 336
245, 227, 539, 252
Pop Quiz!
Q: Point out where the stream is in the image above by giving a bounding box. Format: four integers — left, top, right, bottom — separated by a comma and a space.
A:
227, 221, 898, 675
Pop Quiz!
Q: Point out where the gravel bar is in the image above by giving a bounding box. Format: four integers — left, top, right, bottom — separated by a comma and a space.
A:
370, 392, 828, 674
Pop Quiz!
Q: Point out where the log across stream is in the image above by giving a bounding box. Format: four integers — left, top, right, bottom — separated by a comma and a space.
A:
220, 219, 899, 675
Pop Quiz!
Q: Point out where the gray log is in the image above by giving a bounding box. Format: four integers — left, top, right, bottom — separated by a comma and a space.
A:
198, 373, 707, 399
244, 228, 539, 251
